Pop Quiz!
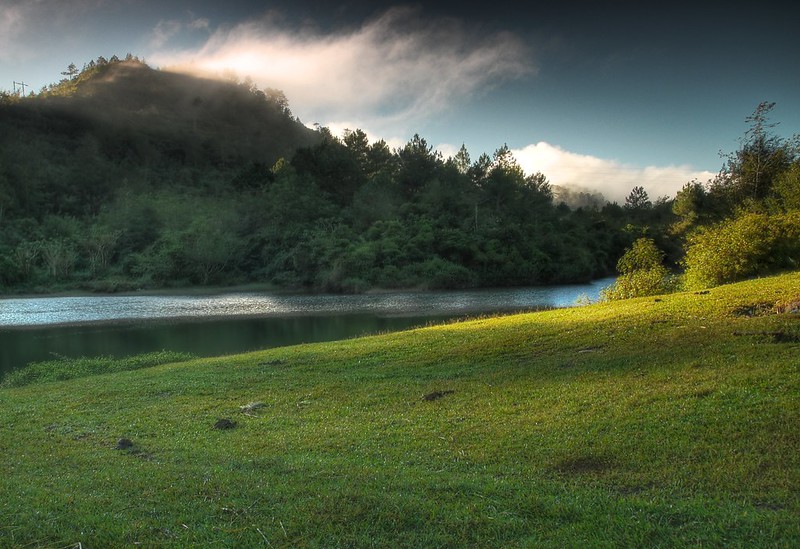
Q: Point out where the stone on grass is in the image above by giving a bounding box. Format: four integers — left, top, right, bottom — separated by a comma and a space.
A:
214, 418, 236, 430
115, 438, 134, 450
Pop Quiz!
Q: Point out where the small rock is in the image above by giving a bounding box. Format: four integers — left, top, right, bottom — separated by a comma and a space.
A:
115, 438, 134, 450
213, 418, 236, 430
239, 402, 266, 414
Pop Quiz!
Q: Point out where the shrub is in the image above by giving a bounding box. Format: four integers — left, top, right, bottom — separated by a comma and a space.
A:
683, 211, 800, 290
773, 162, 800, 211
401, 257, 477, 289
0, 251, 22, 286
602, 237, 674, 300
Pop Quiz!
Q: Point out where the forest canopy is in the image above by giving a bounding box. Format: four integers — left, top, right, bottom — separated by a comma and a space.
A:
1, 59, 796, 295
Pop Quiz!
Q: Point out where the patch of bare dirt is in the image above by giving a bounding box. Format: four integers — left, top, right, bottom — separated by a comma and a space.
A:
422, 390, 455, 402
731, 297, 800, 318
774, 297, 800, 315
731, 303, 774, 317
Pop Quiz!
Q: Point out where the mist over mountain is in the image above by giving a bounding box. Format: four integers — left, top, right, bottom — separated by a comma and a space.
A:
2, 58, 318, 173
551, 185, 608, 210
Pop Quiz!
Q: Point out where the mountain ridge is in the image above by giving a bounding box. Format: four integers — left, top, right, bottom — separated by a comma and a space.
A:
2, 58, 319, 169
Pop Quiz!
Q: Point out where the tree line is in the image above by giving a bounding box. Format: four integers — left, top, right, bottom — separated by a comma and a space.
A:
1, 60, 795, 295
0, 125, 658, 293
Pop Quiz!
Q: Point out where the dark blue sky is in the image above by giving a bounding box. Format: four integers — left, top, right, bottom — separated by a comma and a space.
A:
2, 0, 797, 199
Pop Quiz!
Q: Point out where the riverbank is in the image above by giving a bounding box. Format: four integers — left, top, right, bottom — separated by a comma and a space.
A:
1, 272, 798, 546
1, 278, 612, 301
0, 281, 286, 300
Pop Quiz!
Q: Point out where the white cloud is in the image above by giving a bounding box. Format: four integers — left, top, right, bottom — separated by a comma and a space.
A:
435, 142, 460, 160
188, 17, 209, 31
511, 142, 715, 201
150, 19, 184, 49
150, 14, 211, 49
151, 6, 533, 132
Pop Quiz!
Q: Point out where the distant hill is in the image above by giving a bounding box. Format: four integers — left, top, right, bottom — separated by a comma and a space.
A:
1, 59, 319, 172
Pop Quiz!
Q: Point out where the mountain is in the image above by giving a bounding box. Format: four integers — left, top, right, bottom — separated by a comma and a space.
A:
1, 58, 319, 184
3, 59, 320, 165
0, 58, 321, 227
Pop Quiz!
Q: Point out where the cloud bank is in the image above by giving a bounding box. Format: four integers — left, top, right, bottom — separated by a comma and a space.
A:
151, 7, 534, 134
511, 142, 716, 202
148, 7, 710, 201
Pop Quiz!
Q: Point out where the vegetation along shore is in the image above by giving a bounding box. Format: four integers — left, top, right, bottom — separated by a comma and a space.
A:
4, 59, 797, 297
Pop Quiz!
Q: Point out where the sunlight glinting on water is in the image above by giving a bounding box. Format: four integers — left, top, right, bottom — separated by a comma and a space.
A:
0, 278, 615, 328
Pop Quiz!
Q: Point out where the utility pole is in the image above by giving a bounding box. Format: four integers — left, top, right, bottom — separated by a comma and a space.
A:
13, 81, 28, 95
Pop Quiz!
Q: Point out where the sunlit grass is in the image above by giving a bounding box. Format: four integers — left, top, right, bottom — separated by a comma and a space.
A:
1, 272, 799, 547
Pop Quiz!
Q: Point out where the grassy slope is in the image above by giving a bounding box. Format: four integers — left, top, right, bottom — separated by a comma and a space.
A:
1, 273, 798, 548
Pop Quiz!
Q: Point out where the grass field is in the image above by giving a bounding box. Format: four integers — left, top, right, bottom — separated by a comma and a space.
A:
1, 272, 799, 547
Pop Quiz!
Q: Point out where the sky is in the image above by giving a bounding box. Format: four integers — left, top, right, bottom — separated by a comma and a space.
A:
1, 0, 798, 201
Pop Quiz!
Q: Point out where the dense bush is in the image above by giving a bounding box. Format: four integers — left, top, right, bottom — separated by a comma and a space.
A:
602, 237, 674, 300
772, 162, 800, 211
683, 211, 800, 290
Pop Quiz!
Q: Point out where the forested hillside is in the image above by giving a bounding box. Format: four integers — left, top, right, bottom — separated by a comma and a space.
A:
1, 58, 795, 294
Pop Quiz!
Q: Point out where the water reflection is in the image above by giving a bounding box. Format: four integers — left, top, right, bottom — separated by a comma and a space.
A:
0, 314, 436, 372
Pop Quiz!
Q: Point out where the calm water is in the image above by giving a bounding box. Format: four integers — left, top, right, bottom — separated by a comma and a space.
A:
0, 279, 613, 375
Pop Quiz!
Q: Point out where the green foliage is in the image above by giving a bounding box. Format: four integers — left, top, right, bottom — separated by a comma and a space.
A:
602, 267, 673, 301
6, 77, 797, 299
291, 135, 365, 205
602, 237, 674, 300
683, 211, 800, 290
671, 180, 708, 234
180, 216, 244, 285
402, 256, 477, 289
657, 103, 800, 285
0, 250, 22, 285
708, 102, 797, 214
624, 185, 652, 211
772, 161, 800, 211
616, 237, 665, 274
1, 351, 196, 387
39, 238, 78, 280
0, 56, 692, 295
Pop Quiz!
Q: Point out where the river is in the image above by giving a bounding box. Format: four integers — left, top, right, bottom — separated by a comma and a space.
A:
0, 278, 614, 376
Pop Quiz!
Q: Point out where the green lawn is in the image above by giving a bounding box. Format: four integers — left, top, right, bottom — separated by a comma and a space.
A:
2, 273, 799, 547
